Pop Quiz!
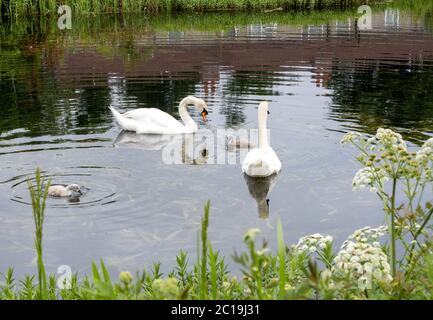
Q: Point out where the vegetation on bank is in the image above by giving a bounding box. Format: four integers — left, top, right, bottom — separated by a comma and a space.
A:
1, 128, 433, 299
0, 0, 381, 19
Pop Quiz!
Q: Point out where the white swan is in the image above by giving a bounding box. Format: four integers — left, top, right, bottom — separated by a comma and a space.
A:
109, 96, 208, 134
242, 101, 281, 177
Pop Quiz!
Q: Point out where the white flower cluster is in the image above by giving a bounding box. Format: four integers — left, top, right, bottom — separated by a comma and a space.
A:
352, 167, 388, 192
340, 132, 361, 145
416, 138, 433, 162
333, 241, 392, 289
347, 226, 387, 246
422, 137, 433, 149
294, 233, 333, 254
373, 128, 407, 149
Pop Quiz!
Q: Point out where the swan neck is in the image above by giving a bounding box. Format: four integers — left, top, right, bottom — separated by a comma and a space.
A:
179, 100, 198, 132
257, 199, 269, 219
258, 112, 269, 149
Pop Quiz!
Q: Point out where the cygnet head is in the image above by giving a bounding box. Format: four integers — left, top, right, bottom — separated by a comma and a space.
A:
66, 184, 82, 195
226, 134, 235, 145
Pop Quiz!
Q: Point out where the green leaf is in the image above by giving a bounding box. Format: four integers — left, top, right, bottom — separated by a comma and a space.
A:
100, 260, 111, 283
91, 262, 101, 282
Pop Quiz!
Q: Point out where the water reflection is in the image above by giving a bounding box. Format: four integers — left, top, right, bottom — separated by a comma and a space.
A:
114, 131, 208, 165
243, 173, 279, 219
327, 63, 433, 144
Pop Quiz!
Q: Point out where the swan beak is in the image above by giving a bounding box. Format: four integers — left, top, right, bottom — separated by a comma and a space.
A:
201, 109, 208, 123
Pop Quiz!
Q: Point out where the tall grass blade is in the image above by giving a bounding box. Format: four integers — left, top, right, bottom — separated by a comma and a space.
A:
27, 168, 51, 299
277, 218, 286, 299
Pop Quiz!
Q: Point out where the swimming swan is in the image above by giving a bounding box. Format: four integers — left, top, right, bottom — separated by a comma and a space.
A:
242, 101, 281, 177
109, 96, 208, 134
48, 184, 82, 198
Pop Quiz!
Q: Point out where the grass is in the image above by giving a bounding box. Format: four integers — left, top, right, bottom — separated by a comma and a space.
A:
1, 0, 383, 20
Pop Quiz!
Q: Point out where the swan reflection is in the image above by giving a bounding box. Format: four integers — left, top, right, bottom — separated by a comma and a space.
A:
243, 173, 278, 219
113, 131, 208, 165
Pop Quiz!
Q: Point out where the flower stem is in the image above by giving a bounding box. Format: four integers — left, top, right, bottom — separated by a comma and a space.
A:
390, 178, 397, 277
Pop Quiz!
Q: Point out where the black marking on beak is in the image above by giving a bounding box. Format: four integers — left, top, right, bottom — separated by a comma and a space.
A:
266, 199, 270, 206
202, 109, 209, 116
267, 110, 270, 115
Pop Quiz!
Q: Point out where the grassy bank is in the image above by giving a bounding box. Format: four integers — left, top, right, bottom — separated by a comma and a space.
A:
1, 0, 380, 19
1, 129, 433, 300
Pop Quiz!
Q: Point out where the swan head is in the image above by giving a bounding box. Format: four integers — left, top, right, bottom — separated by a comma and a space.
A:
193, 97, 208, 123
181, 96, 209, 123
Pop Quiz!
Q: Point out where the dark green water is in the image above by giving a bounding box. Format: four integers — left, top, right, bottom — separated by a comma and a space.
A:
1, 8, 433, 276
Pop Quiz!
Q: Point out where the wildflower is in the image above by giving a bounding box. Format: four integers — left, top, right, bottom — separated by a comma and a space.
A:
294, 233, 333, 255
321, 269, 332, 281
333, 241, 392, 288
243, 228, 261, 242
119, 271, 133, 284
348, 226, 387, 245
421, 137, 433, 149
416, 146, 433, 162
352, 167, 387, 192
152, 277, 179, 300
374, 128, 406, 149
341, 132, 361, 145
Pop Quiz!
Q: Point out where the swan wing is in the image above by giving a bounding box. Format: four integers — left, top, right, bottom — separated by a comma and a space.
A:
123, 108, 182, 127
242, 148, 281, 177
121, 108, 186, 134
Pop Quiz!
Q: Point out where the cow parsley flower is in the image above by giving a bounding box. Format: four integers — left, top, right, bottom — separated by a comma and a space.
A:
333, 241, 392, 290
340, 132, 361, 145
416, 146, 433, 162
352, 167, 388, 192
294, 233, 333, 254
348, 226, 387, 245
374, 128, 406, 149
421, 137, 433, 149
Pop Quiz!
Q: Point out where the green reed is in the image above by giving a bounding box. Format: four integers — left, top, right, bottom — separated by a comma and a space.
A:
198, 200, 210, 299
27, 168, 51, 299
1, 0, 381, 19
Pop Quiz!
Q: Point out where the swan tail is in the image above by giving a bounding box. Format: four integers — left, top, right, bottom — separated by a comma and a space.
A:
251, 160, 264, 168
109, 105, 134, 131
243, 159, 272, 177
